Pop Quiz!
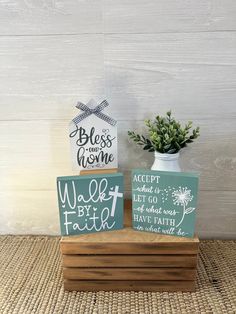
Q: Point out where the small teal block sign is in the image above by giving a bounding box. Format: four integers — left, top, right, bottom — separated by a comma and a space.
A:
57, 173, 124, 236
132, 169, 199, 238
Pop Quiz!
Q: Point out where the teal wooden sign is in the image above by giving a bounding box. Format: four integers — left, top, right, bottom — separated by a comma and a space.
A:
132, 169, 199, 238
57, 173, 124, 236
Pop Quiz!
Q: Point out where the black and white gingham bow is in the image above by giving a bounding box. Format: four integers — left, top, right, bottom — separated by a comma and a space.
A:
72, 100, 117, 126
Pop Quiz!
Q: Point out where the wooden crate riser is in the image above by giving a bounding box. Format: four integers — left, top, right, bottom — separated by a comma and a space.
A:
60, 200, 199, 292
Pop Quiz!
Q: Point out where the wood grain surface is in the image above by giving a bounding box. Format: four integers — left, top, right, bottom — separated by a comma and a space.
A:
60, 241, 198, 255
62, 254, 198, 268
60, 226, 199, 243
80, 168, 118, 175
104, 0, 236, 34
64, 279, 196, 292
63, 267, 196, 281
60, 223, 199, 255
105, 33, 236, 120
0, 0, 102, 35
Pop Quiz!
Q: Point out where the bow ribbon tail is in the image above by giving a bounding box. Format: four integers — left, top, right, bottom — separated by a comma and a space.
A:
76, 101, 90, 112
94, 111, 117, 126
72, 111, 91, 125
95, 100, 109, 112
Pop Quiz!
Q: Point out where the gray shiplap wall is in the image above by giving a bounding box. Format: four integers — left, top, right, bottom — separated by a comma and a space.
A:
0, 0, 235, 238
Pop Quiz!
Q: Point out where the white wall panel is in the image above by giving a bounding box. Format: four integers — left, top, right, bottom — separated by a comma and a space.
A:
104, 33, 236, 120
0, 35, 105, 120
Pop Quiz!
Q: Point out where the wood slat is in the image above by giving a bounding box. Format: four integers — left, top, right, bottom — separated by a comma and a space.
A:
64, 279, 196, 292
63, 267, 196, 281
0, 0, 102, 35
104, 0, 236, 33
2, 0, 236, 36
62, 254, 198, 268
60, 241, 199, 255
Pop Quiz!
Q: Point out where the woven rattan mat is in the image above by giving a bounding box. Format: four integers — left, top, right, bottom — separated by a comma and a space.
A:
0, 237, 235, 314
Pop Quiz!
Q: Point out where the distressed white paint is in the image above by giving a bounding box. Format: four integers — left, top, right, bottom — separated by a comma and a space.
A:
0, 0, 102, 35
104, 0, 236, 33
0, 0, 235, 238
104, 33, 236, 120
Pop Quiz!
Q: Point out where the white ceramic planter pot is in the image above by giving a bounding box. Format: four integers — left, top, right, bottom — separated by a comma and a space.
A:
151, 152, 181, 172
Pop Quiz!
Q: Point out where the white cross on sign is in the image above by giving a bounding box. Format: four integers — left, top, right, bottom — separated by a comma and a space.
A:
108, 185, 123, 217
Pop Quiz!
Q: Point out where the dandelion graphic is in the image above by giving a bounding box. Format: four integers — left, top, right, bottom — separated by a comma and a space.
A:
172, 187, 195, 228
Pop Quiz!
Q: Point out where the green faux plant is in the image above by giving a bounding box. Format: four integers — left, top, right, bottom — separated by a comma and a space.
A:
128, 111, 200, 154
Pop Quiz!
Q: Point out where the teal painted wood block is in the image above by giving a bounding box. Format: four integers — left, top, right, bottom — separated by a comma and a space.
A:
57, 173, 124, 236
132, 169, 199, 238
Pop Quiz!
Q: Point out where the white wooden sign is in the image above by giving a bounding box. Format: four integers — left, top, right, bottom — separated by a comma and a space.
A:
69, 99, 118, 172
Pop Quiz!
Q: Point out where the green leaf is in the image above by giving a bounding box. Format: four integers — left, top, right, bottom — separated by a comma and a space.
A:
164, 144, 171, 150
167, 148, 177, 154
148, 147, 155, 152
143, 144, 151, 150
175, 142, 181, 149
